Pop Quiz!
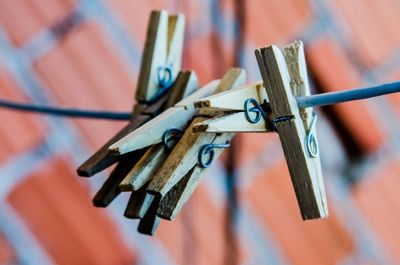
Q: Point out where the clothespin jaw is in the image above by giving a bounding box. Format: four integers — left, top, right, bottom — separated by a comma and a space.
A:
192, 81, 272, 132
77, 10, 185, 177
135, 10, 185, 103
108, 80, 220, 155
255, 41, 328, 220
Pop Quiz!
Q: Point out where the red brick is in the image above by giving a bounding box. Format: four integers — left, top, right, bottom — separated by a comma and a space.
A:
158, 183, 224, 265
333, 0, 400, 67
0, 234, 15, 264
237, 133, 279, 168
34, 22, 136, 150
109, 0, 171, 49
0, 0, 76, 46
187, 32, 227, 83
0, 69, 45, 164
157, 212, 185, 265
246, 159, 354, 265
353, 161, 400, 264
7, 156, 135, 265
246, 0, 312, 47
307, 36, 385, 154
158, 181, 246, 265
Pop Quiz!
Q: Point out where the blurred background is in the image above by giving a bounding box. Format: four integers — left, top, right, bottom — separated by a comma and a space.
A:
0, 0, 400, 264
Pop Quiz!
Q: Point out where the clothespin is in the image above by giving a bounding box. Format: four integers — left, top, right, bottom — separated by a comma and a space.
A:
108, 80, 220, 155
194, 40, 400, 220
146, 68, 244, 224
109, 68, 244, 235
76, 10, 185, 207
122, 71, 199, 235
255, 42, 327, 219
146, 68, 245, 198
194, 41, 327, 219
112, 79, 221, 235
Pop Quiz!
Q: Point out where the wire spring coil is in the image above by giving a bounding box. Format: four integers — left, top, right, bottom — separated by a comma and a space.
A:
198, 142, 230, 168
243, 97, 319, 158
305, 112, 319, 158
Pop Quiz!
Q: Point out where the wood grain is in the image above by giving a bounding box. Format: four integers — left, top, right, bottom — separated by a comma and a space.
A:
137, 196, 161, 235
92, 150, 146, 207
166, 14, 185, 82
283, 41, 327, 218
120, 72, 199, 192
109, 80, 220, 155
147, 68, 245, 198
76, 96, 167, 177
135, 10, 168, 101
124, 185, 154, 219
255, 44, 328, 219
194, 81, 265, 112
192, 112, 271, 133
157, 133, 234, 220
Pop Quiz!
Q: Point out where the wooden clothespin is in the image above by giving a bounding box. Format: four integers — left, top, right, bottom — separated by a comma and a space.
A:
122, 71, 199, 235
108, 68, 244, 235
76, 10, 185, 207
110, 79, 220, 235
147, 68, 245, 219
108, 80, 220, 155
194, 42, 327, 219
256, 42, 327, 219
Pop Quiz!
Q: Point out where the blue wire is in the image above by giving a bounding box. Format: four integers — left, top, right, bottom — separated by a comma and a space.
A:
0, 99, 132, 121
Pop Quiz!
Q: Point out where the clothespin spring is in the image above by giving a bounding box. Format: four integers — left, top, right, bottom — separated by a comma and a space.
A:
198, 142, 230, 168
162, 127, 184, 151
244, 98, 269, 123
305, 112, 319, 158
139, 64, 175, 105
158, 64, 174, 89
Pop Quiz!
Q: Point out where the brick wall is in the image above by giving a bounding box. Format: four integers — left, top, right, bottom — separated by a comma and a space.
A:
0, 0, 400, 264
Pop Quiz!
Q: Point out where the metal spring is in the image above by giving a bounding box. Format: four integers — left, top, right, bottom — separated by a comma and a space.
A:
305, 112, 319, 158
139, 64, 175, 105
198, 142, 230, 168
162, 127, 184, 152
243, 98, 268, 123
158, 64, 174, 89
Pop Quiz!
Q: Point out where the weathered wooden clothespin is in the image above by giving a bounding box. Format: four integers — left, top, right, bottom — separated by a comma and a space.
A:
194, 41, 328, 219
194, 40, 400, 220
105, 68, 243, 235
106, 78, 223, 235
255, 42, 327, 219
122, 71, 199, 235
148, 68, 245, 220
76, 10, 186, 207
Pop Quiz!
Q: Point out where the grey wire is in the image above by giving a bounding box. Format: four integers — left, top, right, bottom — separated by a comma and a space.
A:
0, 99, 131, 121
297, 81, 400, 108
